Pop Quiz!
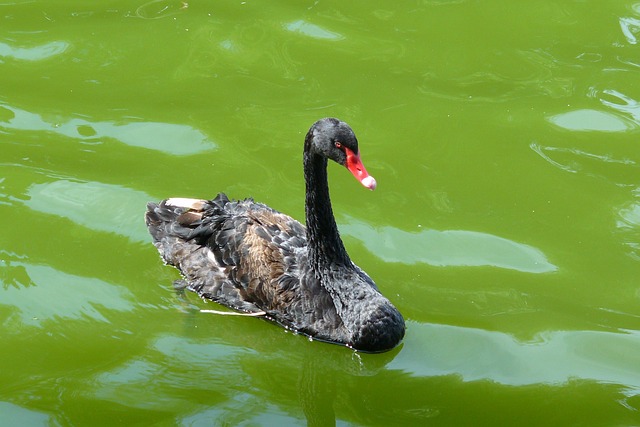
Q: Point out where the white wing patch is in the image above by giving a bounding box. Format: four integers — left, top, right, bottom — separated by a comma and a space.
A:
166, 197, 206, 209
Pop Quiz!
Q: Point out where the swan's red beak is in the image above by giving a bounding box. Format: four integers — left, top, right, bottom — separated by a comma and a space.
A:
345, 147, 377, 190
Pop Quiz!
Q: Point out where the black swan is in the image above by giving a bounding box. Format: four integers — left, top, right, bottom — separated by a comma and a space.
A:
145, 118, 405, 352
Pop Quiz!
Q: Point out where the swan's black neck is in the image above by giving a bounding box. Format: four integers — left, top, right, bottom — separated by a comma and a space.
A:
304, 150, 351, 269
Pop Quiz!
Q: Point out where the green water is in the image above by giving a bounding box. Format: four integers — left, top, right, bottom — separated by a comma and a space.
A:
1, 0, 640, 425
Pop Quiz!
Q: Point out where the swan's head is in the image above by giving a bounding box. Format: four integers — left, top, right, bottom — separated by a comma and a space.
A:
306, 118, 377, 190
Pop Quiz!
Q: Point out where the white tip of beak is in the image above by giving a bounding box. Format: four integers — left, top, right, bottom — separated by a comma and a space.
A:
361, 175, 377, 191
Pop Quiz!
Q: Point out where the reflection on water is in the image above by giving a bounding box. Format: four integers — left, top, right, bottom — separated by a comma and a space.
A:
1, 262, 134, 327
90, 319, 399, 425
0, 102, 214, 155
0, 401, 51, 426
530, 142, 637, 180
24, 180, 151, 242
132, 0, 188, 20
619, 16, 640, 44
616, 187, 640, 260
0, 40, 68, 61
548, 109, 632, 132
392, 321, 640, 391
285, 20, 344, 41
343, 218, 556, 273
549, 90, 640, 132
618, 192, 640, 226
600, 89, 640, 124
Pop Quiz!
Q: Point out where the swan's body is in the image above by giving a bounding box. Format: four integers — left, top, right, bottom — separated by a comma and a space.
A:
145, 118, 405, 352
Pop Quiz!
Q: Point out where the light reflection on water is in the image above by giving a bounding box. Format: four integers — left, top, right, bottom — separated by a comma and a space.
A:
0, 401, 51, 426
391, 321, 640, 391
0, 40, 69, 61
616, 187, 640, 260
619, 16, 640, 44
24, 180, 151, 243
343, 218, 557, 273
548, 89, 640, 132
548, 109, 632, 132
0, 102, 214, 155
2, 262, 134, 326
285, 20, 344, 41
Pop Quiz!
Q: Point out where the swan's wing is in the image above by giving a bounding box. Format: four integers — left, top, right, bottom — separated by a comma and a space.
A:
146, 194, 308, 314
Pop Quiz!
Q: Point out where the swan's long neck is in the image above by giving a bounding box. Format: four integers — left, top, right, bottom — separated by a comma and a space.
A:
304, 150, 351, 269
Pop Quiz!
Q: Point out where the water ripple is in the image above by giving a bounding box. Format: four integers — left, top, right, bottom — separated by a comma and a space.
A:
0, 40, 68, 61
530, 142, 638, 183
616, 187, 640, 260
284, 20, 344, 41
600, 89, 640, 125
0, 402, 51, 426
132, 0, 188, 20
0, 102, 214, 155
343, 218, 556, 273
548, 109, 633, 132
24, 180, 152, 243
2, 262, 134, 327
619, 17, 640, 45
391, 321, 640, 393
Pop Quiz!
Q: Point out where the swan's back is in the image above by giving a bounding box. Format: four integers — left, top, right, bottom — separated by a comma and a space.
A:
145, 194, 348, 339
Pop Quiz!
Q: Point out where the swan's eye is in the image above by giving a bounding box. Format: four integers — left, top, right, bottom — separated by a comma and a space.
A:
334, 141, 342, 149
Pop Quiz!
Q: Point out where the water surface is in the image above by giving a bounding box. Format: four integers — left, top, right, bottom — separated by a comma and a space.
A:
1, 1, 639, 425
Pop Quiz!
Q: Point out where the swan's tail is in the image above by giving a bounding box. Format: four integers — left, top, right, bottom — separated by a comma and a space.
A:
144, 195, 264, 314
145, 198, 205, 242
144, 198, 209, 266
